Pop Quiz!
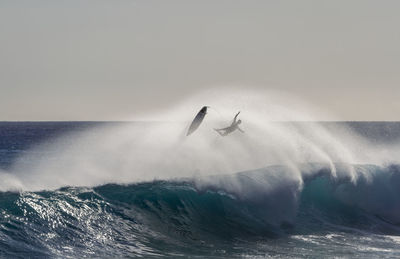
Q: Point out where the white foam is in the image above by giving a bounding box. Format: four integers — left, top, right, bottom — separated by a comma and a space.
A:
2, 88, 396, 191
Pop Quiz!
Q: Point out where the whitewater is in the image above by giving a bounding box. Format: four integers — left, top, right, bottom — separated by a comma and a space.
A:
1, 90, 400, 258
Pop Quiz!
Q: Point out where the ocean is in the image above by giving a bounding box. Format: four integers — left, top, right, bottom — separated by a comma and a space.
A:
0, 121, 400, 258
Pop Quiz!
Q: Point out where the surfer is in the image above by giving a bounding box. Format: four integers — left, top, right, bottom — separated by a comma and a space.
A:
214, 111, 244, 136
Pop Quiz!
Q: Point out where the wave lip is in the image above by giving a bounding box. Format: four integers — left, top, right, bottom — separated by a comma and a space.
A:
1, 163, 400, 257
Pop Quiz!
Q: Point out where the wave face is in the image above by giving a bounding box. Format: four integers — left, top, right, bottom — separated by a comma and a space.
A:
2, 96, 400, 258
1, 163, 400, 258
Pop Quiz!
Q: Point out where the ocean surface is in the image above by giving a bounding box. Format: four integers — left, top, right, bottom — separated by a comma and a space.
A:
1, 121, 400, 258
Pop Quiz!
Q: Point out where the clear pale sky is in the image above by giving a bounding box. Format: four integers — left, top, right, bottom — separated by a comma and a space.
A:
1, 0, 399, 121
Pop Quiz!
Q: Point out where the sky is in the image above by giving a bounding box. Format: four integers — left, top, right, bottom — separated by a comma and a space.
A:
0, 0, 399, 121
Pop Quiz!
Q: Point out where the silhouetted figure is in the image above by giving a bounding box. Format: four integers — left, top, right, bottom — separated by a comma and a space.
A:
214, 112, 244, 136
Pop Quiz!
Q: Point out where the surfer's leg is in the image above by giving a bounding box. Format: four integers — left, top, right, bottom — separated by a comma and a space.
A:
214, 129, 225, 136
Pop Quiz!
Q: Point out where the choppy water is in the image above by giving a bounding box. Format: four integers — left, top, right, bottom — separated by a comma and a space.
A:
1, 122, 400, 258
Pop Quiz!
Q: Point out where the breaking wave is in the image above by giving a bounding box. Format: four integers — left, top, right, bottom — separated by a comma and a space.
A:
1, 163, 400, 257
1, 89, 400, 257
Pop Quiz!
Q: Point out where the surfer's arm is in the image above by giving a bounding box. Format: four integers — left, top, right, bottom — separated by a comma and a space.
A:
232, 111, 240, 124
237, 126, 245, 133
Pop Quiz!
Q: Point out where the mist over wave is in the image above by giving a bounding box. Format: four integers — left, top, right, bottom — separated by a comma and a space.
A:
3, 89, 398, 192
1, 89, 400, 257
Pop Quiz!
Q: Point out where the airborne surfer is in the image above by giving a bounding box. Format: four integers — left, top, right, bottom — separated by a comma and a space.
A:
214, 111, 244, 136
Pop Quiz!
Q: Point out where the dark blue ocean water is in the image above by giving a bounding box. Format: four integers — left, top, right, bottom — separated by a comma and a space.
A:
1, 122, 400, 258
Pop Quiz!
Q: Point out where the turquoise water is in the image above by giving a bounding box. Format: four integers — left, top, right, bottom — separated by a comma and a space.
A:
0, 122, 400, 258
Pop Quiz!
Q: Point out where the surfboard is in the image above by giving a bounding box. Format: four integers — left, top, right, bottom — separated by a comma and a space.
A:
187, 106, 208, 136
